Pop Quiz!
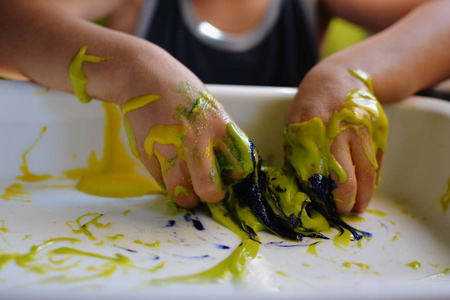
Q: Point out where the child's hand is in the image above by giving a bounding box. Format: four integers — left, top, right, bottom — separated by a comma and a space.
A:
122, 82, 254, 209
285, 68, 388, 215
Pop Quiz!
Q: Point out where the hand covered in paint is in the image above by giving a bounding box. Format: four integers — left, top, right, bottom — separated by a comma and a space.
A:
285, 69, 388, 214
122, 81, 254, 209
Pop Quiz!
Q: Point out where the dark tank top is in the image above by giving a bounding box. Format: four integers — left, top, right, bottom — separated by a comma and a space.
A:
139, 0, 318, 87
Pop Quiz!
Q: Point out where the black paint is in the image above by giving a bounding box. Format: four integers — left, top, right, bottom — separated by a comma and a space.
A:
184, 214, 205, 231
165, 220, 176, 227
215, 244, 230, 250
231, 141, 372, 242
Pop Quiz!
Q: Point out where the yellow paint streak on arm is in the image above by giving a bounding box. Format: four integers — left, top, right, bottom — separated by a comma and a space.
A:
69, 45, 114, 104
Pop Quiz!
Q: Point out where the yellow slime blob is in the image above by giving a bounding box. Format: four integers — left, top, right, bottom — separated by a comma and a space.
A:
76, 103, 163, 198
69, 45, 113, 104
16, 127, 52, 182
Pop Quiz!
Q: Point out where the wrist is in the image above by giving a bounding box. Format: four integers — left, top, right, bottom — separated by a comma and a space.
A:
290, 62, 370, 123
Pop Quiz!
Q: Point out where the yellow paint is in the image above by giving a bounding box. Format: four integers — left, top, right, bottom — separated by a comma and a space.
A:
36, 185, 74, 190
173, 185, 189, 197
276, 271, 290, 277
284, 69, 388, 184
151, 237, 260, 284
15, 127, 52, 182
106, 234, 124, 242
63, 168, 86, 180
0, 183, 30, 202
342, 262, 370, 272
134, 240, 160, 248
76, 103, 163, 197
0, 220, 9, 246
123, 209, 131, 216
405, 261, 421, 270
307, 242, 320, 257
0, 220, 8, 233
144, 124, 188, 159
23, 235, 32, 240
121, 94, 162, 158
426, 267, 450, 279
69, 45, 113, 104
34, 86, 50, 95
1, 237, 164, 281
333, 229, 354, 250
392, 235, 398, 242
341, 215, 365, 223
439, 177, 450, 213
366, 209, 387, 217
66, 213, 111, 241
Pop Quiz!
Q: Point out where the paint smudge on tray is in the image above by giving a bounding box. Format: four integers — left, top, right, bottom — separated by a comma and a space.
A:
15, 126, 52, 183
184, 214, 204, 231
0, 183, 30, 202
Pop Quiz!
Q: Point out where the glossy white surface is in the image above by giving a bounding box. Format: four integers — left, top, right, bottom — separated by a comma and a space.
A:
0, 80, 449, 300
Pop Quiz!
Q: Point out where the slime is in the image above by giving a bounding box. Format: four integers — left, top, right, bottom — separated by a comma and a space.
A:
67, 46, 384, 282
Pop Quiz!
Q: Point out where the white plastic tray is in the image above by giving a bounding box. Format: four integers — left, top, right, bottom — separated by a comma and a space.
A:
0, 80, 449, 300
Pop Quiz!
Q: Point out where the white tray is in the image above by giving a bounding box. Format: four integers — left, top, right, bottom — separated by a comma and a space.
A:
0, 80, 449, 300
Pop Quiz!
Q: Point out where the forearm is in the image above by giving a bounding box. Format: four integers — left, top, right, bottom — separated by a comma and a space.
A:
314, 0, 450, 105
322, 0, 431, 32
0, 0, 197, 104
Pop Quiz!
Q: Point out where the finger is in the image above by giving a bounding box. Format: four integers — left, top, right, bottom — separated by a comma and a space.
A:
154, 144, 199, 209
375, 149, 385, 187
213, 131, 253, 182
138, 142, 164, 187
185, 140, 226, 204
350, 130, 377, 213
330, 133, 357, 215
